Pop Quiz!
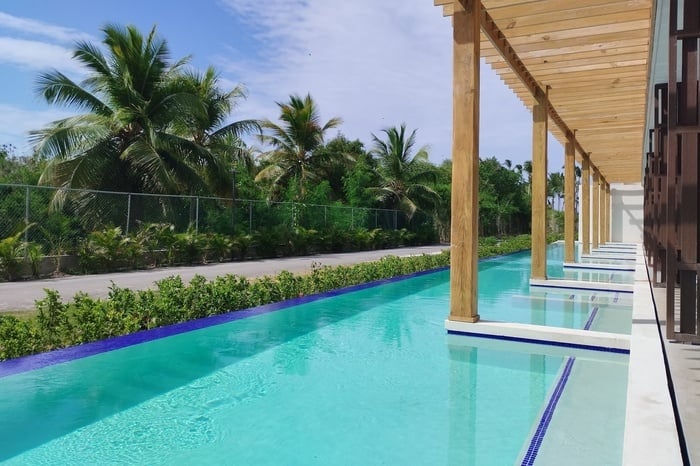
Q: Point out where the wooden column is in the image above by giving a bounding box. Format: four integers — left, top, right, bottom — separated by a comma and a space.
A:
531, 88, 549, 279
605, 183, 611, 243
600, 178, 607, 244
592, 169, 600, 249
449, 0, 480, 323
581, 154, 591, 254
564, 133, 576, 262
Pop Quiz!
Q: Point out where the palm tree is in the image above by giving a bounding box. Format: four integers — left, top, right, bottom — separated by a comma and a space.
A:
31, 25, 225, 216
173, 66, 261, 194
370, 124, 440, 220
255, 94, 342, 200
548, 172, 565, 210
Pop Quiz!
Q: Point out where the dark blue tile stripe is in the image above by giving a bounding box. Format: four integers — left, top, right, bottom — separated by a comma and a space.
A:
446, 330, 629, 354
521, 357, 576, 466
583, 306, 599, 331
0, 266, 449, 378
530, 283, 633, 294
563, 265, 634, 272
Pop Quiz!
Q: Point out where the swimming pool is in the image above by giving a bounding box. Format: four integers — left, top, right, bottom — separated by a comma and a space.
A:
0, 245, 630, 465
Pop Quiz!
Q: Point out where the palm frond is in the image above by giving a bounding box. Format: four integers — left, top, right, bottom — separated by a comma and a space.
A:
36, 71, 112, 115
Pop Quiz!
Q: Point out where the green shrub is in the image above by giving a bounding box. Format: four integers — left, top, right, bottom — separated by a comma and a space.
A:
0, 230, 29, 280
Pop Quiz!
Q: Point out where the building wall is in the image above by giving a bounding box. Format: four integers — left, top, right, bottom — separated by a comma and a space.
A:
611, 184, 643, 243
577, 183, 644, 244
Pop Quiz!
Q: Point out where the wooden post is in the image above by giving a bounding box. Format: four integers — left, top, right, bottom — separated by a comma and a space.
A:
605, 183, 611, 243
581, 154, 591, 254
600, 177, 607, 244
531, 88, 549, 279
564, 133, 576, 262
449, 0, 480, 323
592, 169, 600, 249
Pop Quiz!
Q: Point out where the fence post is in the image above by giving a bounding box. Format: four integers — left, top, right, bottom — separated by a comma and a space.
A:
195, 196, 200, 234
394, 210, 398, 230
324, 206, 327, 228
125, 193, 132, 234
249, 201, 253, 234
375, 209, 378, 228
24, 186, 29, 246
351, 208, 354, 230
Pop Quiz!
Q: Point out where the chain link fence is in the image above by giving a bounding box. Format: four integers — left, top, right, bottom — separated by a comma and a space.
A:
0, 184, 406, 252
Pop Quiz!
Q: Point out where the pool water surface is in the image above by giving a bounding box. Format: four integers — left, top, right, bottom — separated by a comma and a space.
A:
0, 245, 631, 465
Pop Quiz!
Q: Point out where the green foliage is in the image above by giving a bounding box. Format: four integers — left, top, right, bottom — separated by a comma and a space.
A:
0, 226, 40, 281
0, 145, 45, 185
479, 157, 529, 237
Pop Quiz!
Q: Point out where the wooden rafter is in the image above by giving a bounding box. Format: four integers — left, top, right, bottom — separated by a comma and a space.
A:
433, 0, 653, 183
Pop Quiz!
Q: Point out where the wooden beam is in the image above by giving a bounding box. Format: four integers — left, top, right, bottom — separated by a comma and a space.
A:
531, 88, 549, 279
592, 169, 600, 248
479, 6, 588, 159
581, 154, 591, 254
565, 133, 576, 262
449, 0, 480, 323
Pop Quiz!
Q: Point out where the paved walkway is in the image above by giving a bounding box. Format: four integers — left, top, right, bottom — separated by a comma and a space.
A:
0, 246, 447, 312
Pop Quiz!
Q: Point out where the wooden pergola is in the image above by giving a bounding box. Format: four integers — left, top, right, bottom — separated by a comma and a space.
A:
436, 0, 654, 322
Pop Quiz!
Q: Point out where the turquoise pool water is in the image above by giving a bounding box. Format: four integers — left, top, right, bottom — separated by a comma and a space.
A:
476, 244, 633, 334
0, 246, 630, 465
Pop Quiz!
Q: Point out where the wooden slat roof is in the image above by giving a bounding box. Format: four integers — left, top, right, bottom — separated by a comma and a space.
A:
436, 0, 654, 183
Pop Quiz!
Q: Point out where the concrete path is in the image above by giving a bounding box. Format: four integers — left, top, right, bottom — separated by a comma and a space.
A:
0, 246, 447, 312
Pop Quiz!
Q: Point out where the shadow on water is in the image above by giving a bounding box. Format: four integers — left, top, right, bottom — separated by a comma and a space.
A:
0, 271, 447, 461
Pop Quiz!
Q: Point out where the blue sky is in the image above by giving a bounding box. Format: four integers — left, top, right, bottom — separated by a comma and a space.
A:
0, 0, 563, 168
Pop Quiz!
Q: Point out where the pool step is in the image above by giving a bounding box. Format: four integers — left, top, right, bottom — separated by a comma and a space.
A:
529, 278, 634, 294
563, 262, 635, 272
580, 253, 637, 262
445, 319, 630, 353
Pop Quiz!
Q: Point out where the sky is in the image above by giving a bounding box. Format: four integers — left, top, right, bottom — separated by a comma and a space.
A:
0, 0, 564, 169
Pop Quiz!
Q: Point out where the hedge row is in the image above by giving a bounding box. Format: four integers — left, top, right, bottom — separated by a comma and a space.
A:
0, 234, 543, 361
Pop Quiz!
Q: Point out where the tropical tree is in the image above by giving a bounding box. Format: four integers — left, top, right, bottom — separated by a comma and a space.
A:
172, 66, 260, 193
313, 135, 367, 203
548, 172, 565, 210
255, 93, 342, 200
31, 24, 240, 222
479, 157, 528, 236
369, 124, 440, 221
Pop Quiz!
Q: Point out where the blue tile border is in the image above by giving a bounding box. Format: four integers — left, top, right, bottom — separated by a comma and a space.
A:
0, 266, 449, 378
583, 306, 599, 331
446, 329, 630, 355
521, 357, 576, 466
530, 283, 633, 294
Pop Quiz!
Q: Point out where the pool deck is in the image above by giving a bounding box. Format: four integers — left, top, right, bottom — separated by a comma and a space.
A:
0, 245, 447, 312
650, 282, 700, 465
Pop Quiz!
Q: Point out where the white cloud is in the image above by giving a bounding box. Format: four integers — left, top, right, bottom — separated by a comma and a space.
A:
0, 12, 95, 44
0, 104, 74, 154
0, 37, 85, 74
217, 0, 558, 166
